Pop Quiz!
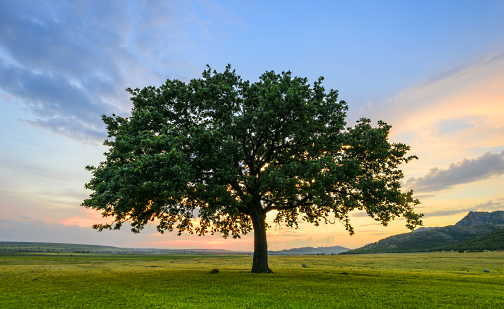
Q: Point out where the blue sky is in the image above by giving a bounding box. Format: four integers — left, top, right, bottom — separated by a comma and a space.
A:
1, 0, 504, 250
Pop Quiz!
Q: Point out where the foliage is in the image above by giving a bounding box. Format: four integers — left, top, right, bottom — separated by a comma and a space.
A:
439, 228, 504, 252
82, 65, 422, 272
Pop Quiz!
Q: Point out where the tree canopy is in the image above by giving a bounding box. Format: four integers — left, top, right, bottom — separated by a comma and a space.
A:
83, 65, 422, 273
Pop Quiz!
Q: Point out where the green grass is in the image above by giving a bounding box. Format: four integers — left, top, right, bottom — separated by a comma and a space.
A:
1, 252, 503, 308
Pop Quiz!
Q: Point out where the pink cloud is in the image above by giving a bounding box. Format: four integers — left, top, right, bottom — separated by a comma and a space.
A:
61, 208, 110, 228
377, 52, 504, 142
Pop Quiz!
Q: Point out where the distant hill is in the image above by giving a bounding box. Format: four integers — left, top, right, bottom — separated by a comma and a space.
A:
269, 246, 349, 255
0, 241, 124, 254
0, 241, 353, 256
0, 241, 250, 255
342, 211, 504, 254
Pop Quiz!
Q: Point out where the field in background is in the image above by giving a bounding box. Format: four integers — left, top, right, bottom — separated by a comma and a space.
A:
0, 241, 249, 255
1, 252, 503, 308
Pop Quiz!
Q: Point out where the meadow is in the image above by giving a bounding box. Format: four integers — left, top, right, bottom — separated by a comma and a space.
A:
1, 251, 503, 308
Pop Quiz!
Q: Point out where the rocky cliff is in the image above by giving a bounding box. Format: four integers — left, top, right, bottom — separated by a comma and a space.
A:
455, 210, 504, 227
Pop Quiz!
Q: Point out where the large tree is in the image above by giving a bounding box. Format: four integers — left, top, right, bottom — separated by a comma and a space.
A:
83, 65, 422, 273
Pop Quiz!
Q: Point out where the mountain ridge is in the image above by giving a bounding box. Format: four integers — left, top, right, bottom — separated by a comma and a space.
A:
269, 245, 349, 255
342, 210, 504, 254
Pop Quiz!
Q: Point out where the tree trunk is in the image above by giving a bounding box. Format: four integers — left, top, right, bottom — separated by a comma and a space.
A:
250, 205, 272, 274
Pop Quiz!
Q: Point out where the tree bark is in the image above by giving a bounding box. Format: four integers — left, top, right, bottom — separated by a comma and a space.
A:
250, 203, 272, 274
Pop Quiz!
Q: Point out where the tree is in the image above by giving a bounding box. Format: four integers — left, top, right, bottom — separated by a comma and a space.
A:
82, 65, 422, 273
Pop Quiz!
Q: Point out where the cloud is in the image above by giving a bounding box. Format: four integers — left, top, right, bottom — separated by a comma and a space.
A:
0, 0, 215, 142
379, 52, 504, 132
406, 150, 504, 192
412, 194, 435, 199
425, 199, 504, 218
17, 215, 34, 221
0, 58, 112, 141
352, 211, 369, 217
369, 51, 504, 173
0, 1, 129, 143
61, 210, 110, 228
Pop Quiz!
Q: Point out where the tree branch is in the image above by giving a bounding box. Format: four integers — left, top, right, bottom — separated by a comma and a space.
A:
263, 195, 313, 212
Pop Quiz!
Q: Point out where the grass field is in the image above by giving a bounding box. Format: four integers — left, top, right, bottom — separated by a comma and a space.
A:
1, 252, 503, 308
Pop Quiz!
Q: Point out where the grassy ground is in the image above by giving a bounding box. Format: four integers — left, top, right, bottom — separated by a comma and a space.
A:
1, 252, 503, 308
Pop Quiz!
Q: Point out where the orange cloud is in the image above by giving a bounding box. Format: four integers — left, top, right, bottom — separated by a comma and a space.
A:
359, 52, 504, 233
61, 208, 110, 228
367, 52, 504, 177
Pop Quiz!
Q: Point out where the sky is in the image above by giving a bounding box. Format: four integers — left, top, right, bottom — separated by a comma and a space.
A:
1, 0, 504, 251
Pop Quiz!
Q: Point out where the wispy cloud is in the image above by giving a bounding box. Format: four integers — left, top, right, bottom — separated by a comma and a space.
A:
0, 0, 216, 142
352, 211, 369, 217
61, 208, 111, 228
0, 1, 127, 142
412, 194, 436, 199
406, 151, 504, 192
371, 52, 504, 172
380, 52, 504, 133
425, 199, 504, 218
17, 215, 34, 221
